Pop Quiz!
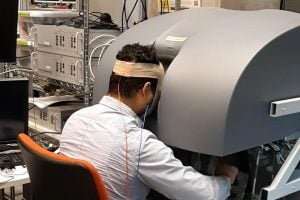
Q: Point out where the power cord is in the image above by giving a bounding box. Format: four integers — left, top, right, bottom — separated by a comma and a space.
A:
70, 12, 118, 29
136, 104, 149, 175
89, 39, 115, 80
280, 0, 286, 10
16, 55, 31, 59
122, 0, 147, 31
30, 132, 61, 138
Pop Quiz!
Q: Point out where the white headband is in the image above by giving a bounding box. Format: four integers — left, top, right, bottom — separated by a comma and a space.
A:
113, 59, 165, 113
113, 59, 164, 80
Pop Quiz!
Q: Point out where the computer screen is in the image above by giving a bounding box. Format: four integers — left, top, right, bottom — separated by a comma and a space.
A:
0, 0, 19, 63
0, 78, 28, 144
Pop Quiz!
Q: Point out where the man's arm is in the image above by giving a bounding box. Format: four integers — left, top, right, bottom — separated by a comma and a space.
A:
137, 133, 234, 200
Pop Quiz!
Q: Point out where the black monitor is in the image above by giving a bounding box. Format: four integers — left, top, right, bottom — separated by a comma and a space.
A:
0, 78, 28, 144
0, 0, 19, 63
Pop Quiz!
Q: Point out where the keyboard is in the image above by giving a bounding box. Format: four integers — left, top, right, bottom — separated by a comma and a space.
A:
33, 134, 60, 152
0, 152, 24, 169
0, 143, 19, 152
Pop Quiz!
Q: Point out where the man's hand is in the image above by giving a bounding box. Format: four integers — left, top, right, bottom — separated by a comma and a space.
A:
214, 163, 238, 184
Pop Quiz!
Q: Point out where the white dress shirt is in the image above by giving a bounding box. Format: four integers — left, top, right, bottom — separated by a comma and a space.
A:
59, 95, 231, 200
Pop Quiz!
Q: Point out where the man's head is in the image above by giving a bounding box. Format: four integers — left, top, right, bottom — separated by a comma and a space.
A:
107, 43, 164, 115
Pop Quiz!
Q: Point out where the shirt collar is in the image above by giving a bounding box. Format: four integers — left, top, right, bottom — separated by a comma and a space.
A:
99, 95, 142, 125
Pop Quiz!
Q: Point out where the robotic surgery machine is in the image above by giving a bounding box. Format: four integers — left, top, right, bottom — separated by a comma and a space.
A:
93, 8, 300, 199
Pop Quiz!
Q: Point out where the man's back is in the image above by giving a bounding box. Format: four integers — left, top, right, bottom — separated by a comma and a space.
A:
59, 96, 151, 199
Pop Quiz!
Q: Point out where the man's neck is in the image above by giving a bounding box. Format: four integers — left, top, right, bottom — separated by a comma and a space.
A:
108, 94, 139, 114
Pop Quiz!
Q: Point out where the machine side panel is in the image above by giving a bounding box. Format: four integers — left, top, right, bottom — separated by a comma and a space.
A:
224, 27, 300, 154
158, 9, 300, 156
93, 8, 300, 156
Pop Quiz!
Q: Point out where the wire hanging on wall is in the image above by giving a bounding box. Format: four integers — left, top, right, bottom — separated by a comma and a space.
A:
121, 0, 148, 32
280, 0, 286, 10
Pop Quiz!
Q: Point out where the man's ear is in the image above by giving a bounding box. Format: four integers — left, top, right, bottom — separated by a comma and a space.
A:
142, 82, 152, 97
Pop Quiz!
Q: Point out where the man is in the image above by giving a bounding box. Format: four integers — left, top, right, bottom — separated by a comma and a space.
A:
59, 43, 238, 200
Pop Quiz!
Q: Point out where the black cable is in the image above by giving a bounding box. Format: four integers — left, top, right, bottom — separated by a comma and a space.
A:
89, 12, 102, 20
124, 0, 129, 29
90, 11, 103, 15
126, 0, 139, 26
140, 0, 146, 12
121, 0, 126, 32
125, 0, 148, 27
38, 132, 61, 134
280, 0, 286, 10
31, 132, 61, 138
70, 12, 118, 29
16, 55, 31, 59
140, 0, 147, 20
28, 105, 35, 111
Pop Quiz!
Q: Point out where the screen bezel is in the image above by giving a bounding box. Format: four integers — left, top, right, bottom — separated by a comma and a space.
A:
0, 78, 28, 144
0, 0, 18, 63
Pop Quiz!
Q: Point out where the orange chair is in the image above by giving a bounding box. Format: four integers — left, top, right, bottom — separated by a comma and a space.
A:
17, 133, 109, 200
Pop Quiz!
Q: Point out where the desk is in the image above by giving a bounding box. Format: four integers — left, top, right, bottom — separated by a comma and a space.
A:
0, 166, 30, 200
0, 166, 29, 189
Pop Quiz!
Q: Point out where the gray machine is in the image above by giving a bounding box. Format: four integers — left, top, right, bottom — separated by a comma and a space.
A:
93, 7, 300, 156
93, 8, 300, 199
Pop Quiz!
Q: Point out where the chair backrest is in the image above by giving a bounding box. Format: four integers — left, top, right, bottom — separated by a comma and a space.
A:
17, 133, 109, 200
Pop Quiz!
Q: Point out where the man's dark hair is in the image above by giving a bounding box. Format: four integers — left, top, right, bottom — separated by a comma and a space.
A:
108, 43, 159, 98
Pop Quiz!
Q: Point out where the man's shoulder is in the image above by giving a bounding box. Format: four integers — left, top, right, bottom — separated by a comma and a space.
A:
72, 104, 103, 117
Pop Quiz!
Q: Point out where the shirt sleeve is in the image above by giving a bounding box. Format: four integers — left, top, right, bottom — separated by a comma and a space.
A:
137, 133, 231, 200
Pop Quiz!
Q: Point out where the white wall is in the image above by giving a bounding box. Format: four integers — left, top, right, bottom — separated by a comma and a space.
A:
165, 0, 280, 10
87, 0, 281, 29
204, 0, 280, 10
89, 0, 158, 29
240, 0, 280, 10
284, 0, 300, 13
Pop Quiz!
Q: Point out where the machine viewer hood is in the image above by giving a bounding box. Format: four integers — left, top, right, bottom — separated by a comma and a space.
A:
93, 8, 300, 156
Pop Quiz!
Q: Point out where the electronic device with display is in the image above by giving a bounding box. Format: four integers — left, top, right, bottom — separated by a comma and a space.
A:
0, 78, 28, 144
0, 0, 18, 63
